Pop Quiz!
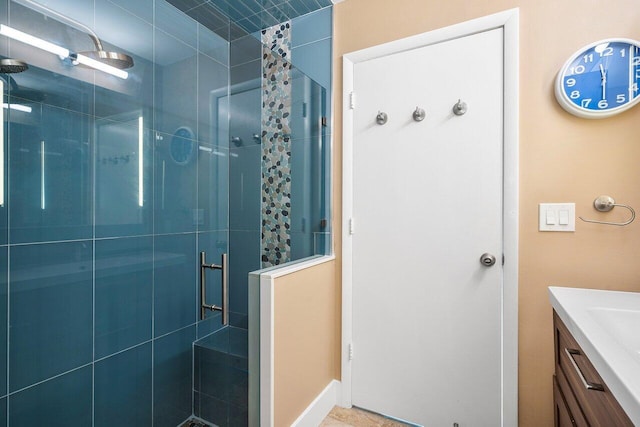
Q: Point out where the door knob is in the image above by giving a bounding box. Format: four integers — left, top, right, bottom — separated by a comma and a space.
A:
480, 253, 496, 267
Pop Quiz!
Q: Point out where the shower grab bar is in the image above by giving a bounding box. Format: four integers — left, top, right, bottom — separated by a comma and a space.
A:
200, 251, 228, 325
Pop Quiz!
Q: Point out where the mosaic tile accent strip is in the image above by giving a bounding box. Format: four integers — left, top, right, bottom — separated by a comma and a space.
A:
261, 22, 292, 267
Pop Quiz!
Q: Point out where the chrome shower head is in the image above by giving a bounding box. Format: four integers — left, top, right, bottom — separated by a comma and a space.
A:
77, 50, 134, 70
0, 58, 28, 74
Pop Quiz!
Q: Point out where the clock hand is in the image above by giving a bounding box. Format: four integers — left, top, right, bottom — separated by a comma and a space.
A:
599, 64, 607, 100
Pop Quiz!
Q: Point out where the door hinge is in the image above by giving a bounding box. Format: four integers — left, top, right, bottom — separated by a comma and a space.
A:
502, 254, 505, 266
348, 343, 354, 361
349, 218, 355, 235
321, 116, 327, 127
349, 91, 356, 109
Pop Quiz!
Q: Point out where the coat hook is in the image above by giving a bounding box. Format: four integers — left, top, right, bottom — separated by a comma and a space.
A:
578, 195, 636, 226
376, 111, 388, 125
453, 99, 467, 116
412, 106, 426, 122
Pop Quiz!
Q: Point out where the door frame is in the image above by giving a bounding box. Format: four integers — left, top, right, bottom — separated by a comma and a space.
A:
341, 9, 519, 425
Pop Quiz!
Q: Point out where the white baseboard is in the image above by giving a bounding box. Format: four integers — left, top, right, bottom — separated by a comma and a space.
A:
291, 380, 341, 427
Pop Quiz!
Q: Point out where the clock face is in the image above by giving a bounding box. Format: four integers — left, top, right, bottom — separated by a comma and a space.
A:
555, 38, 640, 118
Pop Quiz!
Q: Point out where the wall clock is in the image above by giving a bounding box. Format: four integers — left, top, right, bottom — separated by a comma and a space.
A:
555, 38, 640, 118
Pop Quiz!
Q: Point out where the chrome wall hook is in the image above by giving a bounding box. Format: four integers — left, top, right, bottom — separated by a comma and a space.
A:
376, 111, 388, 125
412, 107, 426, 122
452, 99, 467, 116
578, 195, 636, 226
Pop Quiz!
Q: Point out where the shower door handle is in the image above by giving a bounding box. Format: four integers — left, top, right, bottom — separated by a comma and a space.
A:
200, 251, 228, 325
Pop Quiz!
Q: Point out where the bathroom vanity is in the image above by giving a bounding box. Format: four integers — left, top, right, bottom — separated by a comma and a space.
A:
549, 287, 640, 426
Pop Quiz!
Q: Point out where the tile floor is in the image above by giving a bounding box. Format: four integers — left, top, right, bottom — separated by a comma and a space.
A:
320, 406, 411, 427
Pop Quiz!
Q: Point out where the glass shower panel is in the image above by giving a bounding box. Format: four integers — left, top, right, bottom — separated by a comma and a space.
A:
289, 67, 329, 260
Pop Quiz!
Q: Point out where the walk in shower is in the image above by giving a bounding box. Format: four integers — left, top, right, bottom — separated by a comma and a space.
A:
0, 0, 332, 425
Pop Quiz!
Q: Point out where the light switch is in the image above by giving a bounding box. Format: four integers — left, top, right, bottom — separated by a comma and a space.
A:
546, 210, 557, 225
558, 210, 570, 225
539, 203, 575, 232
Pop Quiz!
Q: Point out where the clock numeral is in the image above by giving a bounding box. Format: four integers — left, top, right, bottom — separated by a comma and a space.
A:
632, 57, 640, 66
598, 100, 608, 109
570, 90, 580, 99
636, 69, 640, 79
621, 49, 626, 57
616, 94, 626, 103
598, 47, 613, 57
583, 53, 593, 63
581, 99, 592, 108
565, 78, 576, 87
632, 83, 639, 93
569, 65, 586, 75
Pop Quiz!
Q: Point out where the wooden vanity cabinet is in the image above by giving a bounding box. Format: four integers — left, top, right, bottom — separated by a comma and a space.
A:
553, 311, 634, 427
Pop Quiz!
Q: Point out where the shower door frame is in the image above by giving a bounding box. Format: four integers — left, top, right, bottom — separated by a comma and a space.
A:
341, 8, 519, 426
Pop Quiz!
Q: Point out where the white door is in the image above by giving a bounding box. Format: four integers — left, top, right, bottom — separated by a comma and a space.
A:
350, 28, 504, 426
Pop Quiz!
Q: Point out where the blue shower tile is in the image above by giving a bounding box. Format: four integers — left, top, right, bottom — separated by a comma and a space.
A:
230, 34, 262, 67
0, 117, 4, 246
94, 343, 152, 427
0, 397, 5, 427
198, 53, 230, 147
95, 117, 154, 238
9, 105, 93, 244
229, 145, 261, 231
234, 17, 261, 36
9, 241, 93, 391
153, 129, 198, 234
96, 0, 153, 51
9, 365, 92, 426
0, 247, 6, 396
199, 145, 229, 232
166, 0, 209, 12
154, 29, 198, 137
291, 37, 332, 90
265, 4, 291, 23
153, 325, 195, 427
291, 6, 332, 48
93, 63, 154, 126
210, 0, 253, 22
287, 0, 313, 16
235, 0, 262, 15
229, 231, 260, 315
95, 237, 153, 359
156, 0, 198, 48
230, 59, 261, 86
199, 24, 230, 66
184, 3, 230, 39
107, 0, 153, 23
154, 233, 197, 337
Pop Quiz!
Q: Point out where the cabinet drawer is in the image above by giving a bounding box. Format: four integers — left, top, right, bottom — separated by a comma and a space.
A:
555, 369, 588, 426
554, 375, 575, 427
554, 312, 633, 427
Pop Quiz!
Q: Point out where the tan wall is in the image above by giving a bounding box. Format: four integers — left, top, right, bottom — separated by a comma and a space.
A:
332, 1, 640, 426
273, 260, 339, 426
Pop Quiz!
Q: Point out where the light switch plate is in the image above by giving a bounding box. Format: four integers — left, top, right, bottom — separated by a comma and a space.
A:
539, 203, 575, 232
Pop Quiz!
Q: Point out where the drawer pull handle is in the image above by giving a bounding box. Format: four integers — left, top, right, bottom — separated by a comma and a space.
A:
565, 348, 605, 392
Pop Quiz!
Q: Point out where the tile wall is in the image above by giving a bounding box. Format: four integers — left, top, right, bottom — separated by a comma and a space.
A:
0, 0, 230, 425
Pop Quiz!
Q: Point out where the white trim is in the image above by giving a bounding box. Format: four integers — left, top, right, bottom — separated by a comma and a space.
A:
291, 380, 342, 427
341, 9, 519, 426
259, 273, 275, 427
249, 254, 335, 427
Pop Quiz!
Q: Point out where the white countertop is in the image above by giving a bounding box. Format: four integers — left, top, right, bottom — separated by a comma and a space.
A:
549, 286, 640, 425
